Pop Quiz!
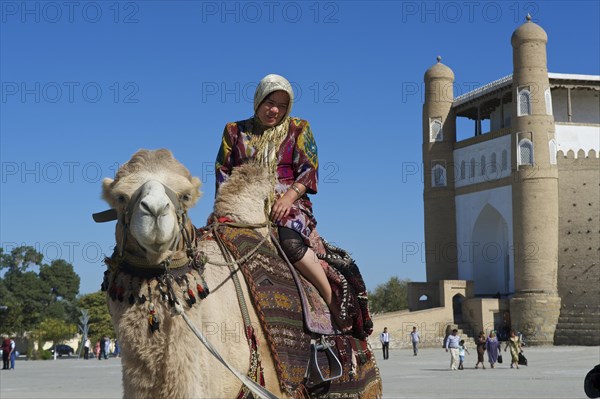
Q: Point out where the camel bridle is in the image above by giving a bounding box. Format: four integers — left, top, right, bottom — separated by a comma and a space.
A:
94, 181, 198, 274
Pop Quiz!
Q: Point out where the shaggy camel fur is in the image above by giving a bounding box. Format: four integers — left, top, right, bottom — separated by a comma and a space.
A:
102, 149, 286, 398
102, 149, 380, 398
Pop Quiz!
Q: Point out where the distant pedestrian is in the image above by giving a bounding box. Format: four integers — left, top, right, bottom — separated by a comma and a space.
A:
410, 326, 420, 356
104, 337, 110, 359
2, 337, 10, 370
98, 338, 105, 360
475, 331, 487, 369
83, 338, 91, 360
94, 340, 100, 359
9, 338, 15, 370
486, 331, 501, 368
445, 329, 460, 370
504, 329, 523, 369
380, 327, 390, 360
458, 339, 470, 370
113, 339, 120, 358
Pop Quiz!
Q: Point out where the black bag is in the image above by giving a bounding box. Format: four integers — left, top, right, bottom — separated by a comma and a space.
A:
497, 354, 503, 364
518, 352, 528, 366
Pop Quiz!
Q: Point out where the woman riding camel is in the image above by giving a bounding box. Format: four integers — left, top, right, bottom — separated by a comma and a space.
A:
215, 73, 344, 327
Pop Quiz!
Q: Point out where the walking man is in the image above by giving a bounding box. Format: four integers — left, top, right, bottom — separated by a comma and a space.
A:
410, 326, 420, 356
83, 338, 91, 360
380, 327, 390, 360
445, 329, 460, 370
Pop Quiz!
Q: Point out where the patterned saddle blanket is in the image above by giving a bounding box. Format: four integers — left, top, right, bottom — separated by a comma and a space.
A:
216, 225, 381, 398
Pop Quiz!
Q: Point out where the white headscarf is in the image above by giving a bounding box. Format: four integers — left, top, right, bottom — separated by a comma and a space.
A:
253, 74, 294, 121
250, 74, 295, 214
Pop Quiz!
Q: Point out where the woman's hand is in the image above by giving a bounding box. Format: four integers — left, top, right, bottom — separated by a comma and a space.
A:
271, 191, 296, 222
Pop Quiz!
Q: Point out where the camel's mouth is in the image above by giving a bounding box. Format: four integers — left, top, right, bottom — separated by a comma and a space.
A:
144, 236, 178, 256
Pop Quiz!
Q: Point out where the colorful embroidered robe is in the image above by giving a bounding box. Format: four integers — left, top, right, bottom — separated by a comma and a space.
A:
215, 117, 319, 241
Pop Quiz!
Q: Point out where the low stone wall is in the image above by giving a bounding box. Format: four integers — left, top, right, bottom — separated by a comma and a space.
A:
369, 307, 453, 350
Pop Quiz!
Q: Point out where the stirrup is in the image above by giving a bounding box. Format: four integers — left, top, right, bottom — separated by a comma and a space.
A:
304, 337, 343, 387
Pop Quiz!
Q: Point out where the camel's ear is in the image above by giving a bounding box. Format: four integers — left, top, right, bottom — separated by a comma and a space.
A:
93, 177, 118, 223
189, 176, 202, 206
101, 177, 115, 205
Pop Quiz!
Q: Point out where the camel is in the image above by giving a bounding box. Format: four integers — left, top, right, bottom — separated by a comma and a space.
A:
98, 149, 380, 398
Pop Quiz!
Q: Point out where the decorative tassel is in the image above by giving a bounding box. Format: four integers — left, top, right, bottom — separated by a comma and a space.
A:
157, 284, 169, 302
150, 314, 160, 333
148, 302, 159, 333
186, 288, 196, 307
196, 276, 210, 299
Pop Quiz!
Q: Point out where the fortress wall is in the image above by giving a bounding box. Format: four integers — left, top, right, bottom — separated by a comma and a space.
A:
370, 307, 452, 350
407, 282, 441, 311
555, 150, 600, 345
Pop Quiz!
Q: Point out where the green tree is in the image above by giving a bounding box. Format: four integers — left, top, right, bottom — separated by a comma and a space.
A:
0, 246, 81, 335
40, 259, 80, 302
35, 318, 77, 350
76, 291, 115, 340
2, 269, 51, 333
41, 259, 81, 323
368, 277, 410, 314
0, 246, 43, 272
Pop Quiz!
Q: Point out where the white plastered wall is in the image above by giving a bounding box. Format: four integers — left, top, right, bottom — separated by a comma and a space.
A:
455, 185, 514, 295
555, 124, 600, 157
454, 135, 512, 188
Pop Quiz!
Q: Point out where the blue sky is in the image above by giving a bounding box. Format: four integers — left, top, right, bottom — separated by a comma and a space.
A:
1, 0, 599, 295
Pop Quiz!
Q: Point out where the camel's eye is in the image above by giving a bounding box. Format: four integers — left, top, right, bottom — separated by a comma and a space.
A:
181, 193, 191, 202
117, 194, 128, 204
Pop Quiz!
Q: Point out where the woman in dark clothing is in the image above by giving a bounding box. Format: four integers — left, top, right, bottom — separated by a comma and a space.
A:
475, 331, 487, 369
2, 337, 10, 369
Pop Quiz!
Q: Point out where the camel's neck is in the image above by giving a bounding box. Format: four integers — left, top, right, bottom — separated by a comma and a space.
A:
214, 195, 268, 226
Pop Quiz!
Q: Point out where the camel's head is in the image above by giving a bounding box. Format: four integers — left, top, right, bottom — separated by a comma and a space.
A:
101, 149, 202, 264
214, 163, 271, 225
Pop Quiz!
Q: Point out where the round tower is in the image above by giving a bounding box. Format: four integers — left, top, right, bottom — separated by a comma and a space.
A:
510, 15, 560, 345
422, 57, 458, 282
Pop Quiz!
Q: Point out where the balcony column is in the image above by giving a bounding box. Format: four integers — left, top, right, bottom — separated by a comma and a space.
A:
567, 87, 573, 122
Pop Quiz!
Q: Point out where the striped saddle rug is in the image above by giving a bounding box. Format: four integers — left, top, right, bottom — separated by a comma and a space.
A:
216, 225, 382, 398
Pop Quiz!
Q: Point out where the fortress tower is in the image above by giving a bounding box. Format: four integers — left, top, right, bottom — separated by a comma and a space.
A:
508, 15, 561, 344
410, 16, 599, 346
422, 57, 458, 282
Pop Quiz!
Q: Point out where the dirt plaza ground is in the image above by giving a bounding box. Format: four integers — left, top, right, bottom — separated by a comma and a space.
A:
0, 346, 598, 398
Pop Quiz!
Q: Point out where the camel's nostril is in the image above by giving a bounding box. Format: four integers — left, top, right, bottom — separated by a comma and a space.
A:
140, 198, 171, 218
140, 200, 153, 215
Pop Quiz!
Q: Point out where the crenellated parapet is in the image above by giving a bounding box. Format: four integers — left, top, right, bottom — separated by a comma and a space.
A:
557, 149, 599, 159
